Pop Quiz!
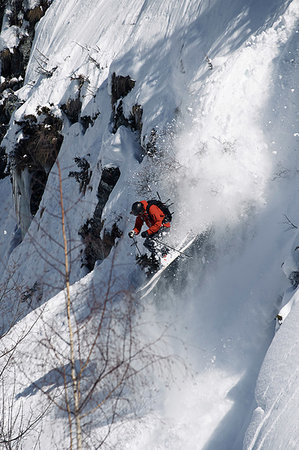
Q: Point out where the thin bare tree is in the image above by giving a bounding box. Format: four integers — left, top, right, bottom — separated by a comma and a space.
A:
8, 160, 174, 449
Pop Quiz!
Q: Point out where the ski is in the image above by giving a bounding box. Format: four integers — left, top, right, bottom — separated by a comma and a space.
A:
137, 235, 196, 299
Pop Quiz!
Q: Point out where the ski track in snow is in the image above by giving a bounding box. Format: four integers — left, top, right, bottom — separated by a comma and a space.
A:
0, 0, 298, 448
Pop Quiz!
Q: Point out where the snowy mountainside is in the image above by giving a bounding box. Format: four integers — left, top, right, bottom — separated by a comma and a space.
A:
0, 0, 298, 448
243, 291, 299, 450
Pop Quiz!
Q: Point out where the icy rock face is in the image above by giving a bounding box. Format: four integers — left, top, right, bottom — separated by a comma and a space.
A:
12, 166, 32, 238
79, 166, 122, 271
0, 3, 5, 28
0, 91, 23, 160
0, 1, 52, 79
111, 73, 136, 106
0, 1, 53, 179
61, 95, 82, 125
111, 72, 143, 134
60, 75, 85, 124
0, 1, 53, 104
11, 108, 63, 238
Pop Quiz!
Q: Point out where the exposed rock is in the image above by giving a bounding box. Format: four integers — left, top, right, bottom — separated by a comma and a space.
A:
61, 96, 82, 124
68, 156, 92, 194
0, 92, 23, 122
0, 91, 24, 173
0, 78, 23, 94
0, 147, 8, 179
61, 75, 93, 125
110, 72, 143, 134
111, 73, 135, 106
8, 0, 52, 30
24, 5, 45, 27
79, 166, 121, 271
13, 108, 63, 173
80, 221, 122, 272
0, 2, 5, 28
0, 47, 24, 79
112, 101, 129, 132
30, 168, 48, 216
289, 271, 299, 288
11, 107, 64, 236
130, 103, 143, 132
18, 34, 34, 73
0, 0, 54, 176
6, 0, 23, 27
80, 112, 100, 134
0, 1, 53, 84
112, 100, 143, 134
95, 166, 121, 217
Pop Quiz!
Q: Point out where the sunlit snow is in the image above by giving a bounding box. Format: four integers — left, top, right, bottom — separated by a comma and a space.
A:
0, 0, 298, 449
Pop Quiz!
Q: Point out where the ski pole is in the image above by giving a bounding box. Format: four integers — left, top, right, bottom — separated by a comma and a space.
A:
131, 236, 142, 256
152, 238, 192, 257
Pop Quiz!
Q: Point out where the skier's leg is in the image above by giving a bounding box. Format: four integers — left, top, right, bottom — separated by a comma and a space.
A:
143, 235, 160, 260
143, 227, 170, 259
143, 236, 155, 252
155, 228, 170, 257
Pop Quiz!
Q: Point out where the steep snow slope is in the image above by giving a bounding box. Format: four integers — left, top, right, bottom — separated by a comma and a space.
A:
243, 20, 299, 450
244, 289, 299, 450
116, 3, 299, 449
0, 0, 298, 448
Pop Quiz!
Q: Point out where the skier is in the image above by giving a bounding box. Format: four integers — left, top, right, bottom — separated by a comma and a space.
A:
128, 200, 171, 259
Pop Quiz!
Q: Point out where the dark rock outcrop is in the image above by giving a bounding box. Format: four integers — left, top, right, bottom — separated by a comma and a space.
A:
0, 1, 53, 80
79, 166, 122, 271
61, 96, 82, 124
68, 156, 92, 195
0, 147, 8, 179
111, 73, 135, 106
0, 1, 54, 175
111, 72, 143, 134
11, 107, 63, 220
13, 107, 63, 174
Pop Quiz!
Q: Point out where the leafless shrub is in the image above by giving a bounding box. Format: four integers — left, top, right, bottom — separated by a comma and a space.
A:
0, 276, 48, 448
0, 377, 45, 450
74, 42, 105, 71
6, 161, 175, 449
34, 49, 57, 78
134, 142, 184, 197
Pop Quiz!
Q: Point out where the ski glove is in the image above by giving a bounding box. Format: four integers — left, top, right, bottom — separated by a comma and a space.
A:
141, 231, 148, 238
128, 230, 135, 238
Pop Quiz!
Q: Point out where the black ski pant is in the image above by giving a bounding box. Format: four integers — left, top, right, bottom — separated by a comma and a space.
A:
143, 227, 170, 256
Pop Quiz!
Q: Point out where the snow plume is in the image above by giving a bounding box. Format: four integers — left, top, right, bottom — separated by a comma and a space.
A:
173, 14, 297, 238
174, 113, 270, 236
126, 3, 299, 450
146, 1, 298, 243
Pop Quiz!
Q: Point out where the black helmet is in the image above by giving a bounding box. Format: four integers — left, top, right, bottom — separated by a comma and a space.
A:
131, 202, 144, 216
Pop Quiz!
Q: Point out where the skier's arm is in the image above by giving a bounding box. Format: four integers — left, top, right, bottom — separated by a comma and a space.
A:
133, 216, 144, 235
146, 205, 164, 235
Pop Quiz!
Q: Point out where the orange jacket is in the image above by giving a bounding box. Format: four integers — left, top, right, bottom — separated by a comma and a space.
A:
133, 200, 171, 236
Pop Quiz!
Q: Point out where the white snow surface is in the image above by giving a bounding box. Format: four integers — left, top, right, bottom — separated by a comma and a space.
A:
0, 0, 298, 448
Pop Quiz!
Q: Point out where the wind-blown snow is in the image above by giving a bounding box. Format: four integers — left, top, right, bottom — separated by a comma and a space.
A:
0, 0, 298, 448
